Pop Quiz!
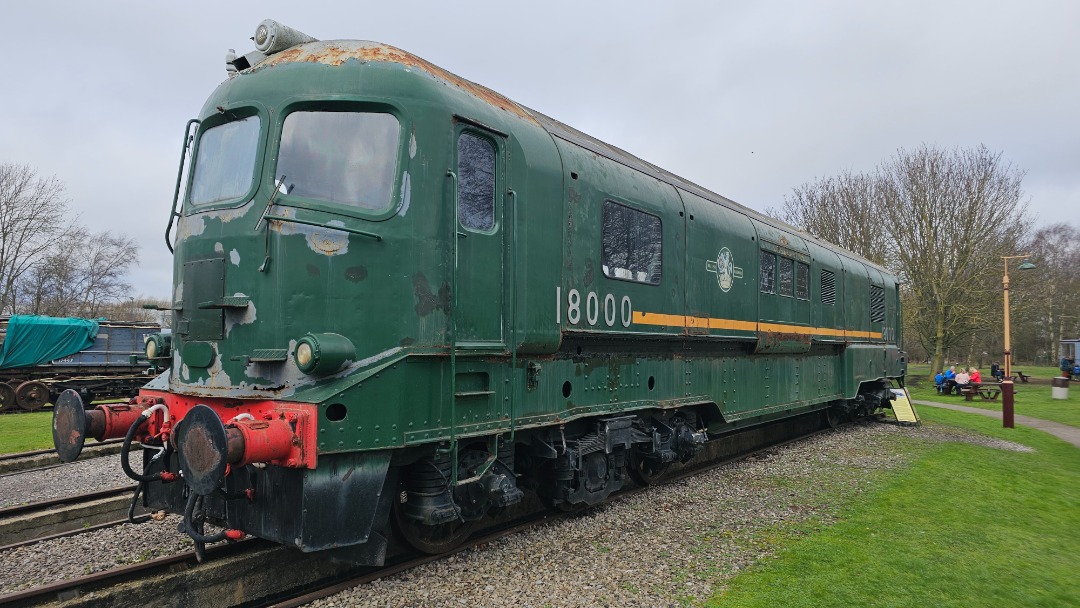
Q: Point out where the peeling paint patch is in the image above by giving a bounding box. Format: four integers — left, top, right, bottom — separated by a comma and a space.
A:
345, 266, 367, 282
230, 249, 240, 266
273, 212, 351, 256
214, 242, 225, 254
409, 131, 417, 159
173, 281, 184, 306
397, 171, 411, 217
224, 293, 257, 336
242, 338, 307, 395
352, 347, 403, 370
280, 219, 351, 256
254, 42, 540, 124
178, 215, 206, 239
195, 345, 232, 389
202, 205, 250, 223
181, 363, 190, 382
413, 273, 451, 317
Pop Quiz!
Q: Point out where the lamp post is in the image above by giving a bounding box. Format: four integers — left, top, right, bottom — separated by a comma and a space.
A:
1002, 254, 1036, 429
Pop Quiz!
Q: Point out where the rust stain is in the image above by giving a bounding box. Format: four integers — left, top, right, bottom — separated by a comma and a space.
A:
184, 425, 223, 474
256, 41, 538, 123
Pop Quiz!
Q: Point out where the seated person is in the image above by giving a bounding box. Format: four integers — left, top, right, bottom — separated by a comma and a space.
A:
990, 362, 1003, 381
953, 369, 971, 394
934, 371, 945, 393
969, 367, 981, 384
943, 366, 957, 394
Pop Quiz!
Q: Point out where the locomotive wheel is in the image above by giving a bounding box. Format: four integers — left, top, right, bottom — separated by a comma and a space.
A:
627, 450, 669, 486
15, 381, 50, 411
824, 406, 842, 429
0, 383, 15, 412
391, 485, 476, 555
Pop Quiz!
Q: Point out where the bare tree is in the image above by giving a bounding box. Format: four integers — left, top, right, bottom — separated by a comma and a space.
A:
0, 163, 73, 313
881, 144, 1030, 375
771, 170, 886, 266
769, 144, 1031, 377
1024, 223, 1080, 359
19, 229, 139, 318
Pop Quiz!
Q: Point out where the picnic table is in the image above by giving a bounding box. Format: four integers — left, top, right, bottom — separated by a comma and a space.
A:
959, 383, 1001, 401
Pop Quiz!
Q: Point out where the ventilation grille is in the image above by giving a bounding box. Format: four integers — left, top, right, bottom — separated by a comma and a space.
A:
821, 270, 836, 305
870, 285, 886, 323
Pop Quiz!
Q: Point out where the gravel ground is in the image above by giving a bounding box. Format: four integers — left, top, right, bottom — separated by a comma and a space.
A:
0, 451, 143, 508
0, 420, 1032, 601
0, 514, 192, 593
308, 422, 1033, 608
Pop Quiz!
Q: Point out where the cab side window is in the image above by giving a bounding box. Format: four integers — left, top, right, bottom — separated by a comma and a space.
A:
601, 201, 662, 285
457, 132, 496, 231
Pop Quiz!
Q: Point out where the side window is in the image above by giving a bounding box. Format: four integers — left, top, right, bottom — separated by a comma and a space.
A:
759, 251, 776, 294
821, 270, 836, 305
601, 201, 662, 285
870, 285, 886, 323
778, 257, 794, 297
457, 132, 496, 231
796, 262, 810, 300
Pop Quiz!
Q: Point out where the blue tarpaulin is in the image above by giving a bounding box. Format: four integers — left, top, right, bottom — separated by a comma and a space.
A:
0, 315, 99, 369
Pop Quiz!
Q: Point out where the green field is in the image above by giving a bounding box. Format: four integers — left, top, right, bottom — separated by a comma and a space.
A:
0, 412, 54, 453
709, 406, 1080, 607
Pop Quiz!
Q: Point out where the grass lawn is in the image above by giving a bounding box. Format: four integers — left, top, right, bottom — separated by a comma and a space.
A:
0, 412, 54, 454
709, 406, 1080, 608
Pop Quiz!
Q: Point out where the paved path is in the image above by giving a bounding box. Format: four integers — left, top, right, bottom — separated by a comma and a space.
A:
913, 399, 1080, 449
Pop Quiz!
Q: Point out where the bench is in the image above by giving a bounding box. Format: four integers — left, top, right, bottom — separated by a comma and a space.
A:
1015, 371, 1030, 383
959, 385, 978, 401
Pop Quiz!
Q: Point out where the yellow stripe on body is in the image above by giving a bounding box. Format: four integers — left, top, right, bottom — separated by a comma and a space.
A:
633, 311, 882, 340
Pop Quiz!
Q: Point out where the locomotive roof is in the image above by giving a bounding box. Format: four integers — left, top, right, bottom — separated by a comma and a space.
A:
248, 40, 892, 278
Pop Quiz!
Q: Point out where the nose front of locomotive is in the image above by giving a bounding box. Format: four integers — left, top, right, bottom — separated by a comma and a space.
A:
55, 23, 425, 554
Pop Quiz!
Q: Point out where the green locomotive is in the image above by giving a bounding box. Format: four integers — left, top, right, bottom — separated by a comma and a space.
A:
53, 20, 905, 559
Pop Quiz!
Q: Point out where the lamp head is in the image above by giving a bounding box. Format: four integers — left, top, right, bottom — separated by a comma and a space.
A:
1018, 261, 1037, 270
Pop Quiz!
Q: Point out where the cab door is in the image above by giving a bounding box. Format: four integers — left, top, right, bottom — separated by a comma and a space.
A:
452, 123, 508, 351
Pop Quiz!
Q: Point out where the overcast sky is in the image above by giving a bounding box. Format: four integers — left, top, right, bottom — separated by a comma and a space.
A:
3, 1, 1077, 299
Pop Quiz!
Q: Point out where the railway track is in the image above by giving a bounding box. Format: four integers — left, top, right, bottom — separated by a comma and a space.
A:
1, 412, 842, 607
0, 486, 142, 549
0, 439, 125, 476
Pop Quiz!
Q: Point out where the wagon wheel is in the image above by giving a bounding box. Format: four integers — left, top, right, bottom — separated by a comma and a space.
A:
0, 383, 15, 412
391, 485, 476, 555
627, 449, 669, 486
15, 381, 50, 411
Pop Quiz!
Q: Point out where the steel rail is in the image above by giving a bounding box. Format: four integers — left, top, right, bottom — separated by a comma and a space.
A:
0, 485, 133, 519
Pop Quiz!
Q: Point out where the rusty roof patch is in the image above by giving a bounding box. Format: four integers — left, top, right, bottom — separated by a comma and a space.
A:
254, 41, 536, 123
